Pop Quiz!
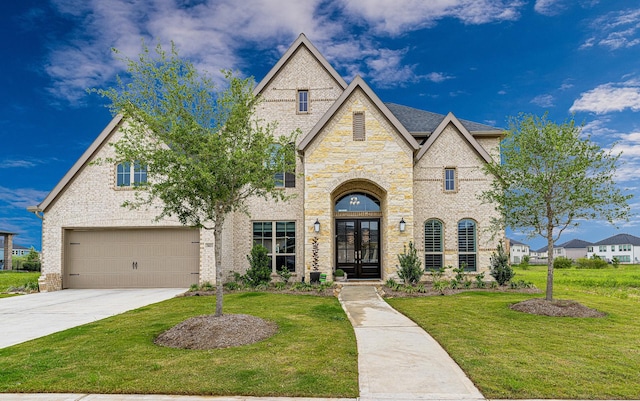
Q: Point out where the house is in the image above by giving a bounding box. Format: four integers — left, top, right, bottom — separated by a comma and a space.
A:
587, 233, 640, 263
28, 34, 504, 291
552, 239, 592, 261
0, 231, 17, 270
508, 238, 530, 264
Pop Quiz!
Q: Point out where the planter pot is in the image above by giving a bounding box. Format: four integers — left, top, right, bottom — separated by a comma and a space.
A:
310, 271, 321, 284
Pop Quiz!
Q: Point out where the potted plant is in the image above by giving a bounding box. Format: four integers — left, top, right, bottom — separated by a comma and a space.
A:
334, 268, 346, 282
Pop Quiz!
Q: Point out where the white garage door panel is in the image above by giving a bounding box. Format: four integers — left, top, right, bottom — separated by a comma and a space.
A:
64, 229, 199, 289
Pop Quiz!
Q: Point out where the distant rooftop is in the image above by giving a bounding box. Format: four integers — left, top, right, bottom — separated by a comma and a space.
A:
593, 233, 640, 246
557, 239, 592, 249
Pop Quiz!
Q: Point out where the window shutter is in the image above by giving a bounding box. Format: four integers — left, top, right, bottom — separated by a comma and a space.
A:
284, 172, 295, 188
353, 111, 365, 141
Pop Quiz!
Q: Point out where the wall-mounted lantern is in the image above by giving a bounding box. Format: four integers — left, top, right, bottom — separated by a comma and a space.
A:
314, 219, 321, 233
399, 218, 406, 232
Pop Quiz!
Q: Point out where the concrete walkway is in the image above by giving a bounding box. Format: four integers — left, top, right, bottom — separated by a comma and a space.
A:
0, 288, 185, 349
338, 285, 484, 401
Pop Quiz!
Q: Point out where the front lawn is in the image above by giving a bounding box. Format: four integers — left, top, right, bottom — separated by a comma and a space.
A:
0, 271, 40, 293
0, 292, 358, 397
387, 264, 640, 399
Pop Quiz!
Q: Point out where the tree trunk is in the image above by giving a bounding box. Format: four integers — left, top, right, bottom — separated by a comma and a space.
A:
214, 224, 224, 317
545, 230, 554, 301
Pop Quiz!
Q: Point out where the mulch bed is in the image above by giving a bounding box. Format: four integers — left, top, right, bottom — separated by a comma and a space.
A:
155, 314, 278, 350
510, 298, 606, 318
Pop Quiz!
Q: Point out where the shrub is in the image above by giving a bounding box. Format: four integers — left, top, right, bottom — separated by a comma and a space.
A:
277, 266, 292, 283
490, 241, 514, 285
433, 280, 449, 294
244, 244, 272, 287
553, 256, 573, 269
475, 272, 486, 288
386, 278, 401, 291
200, 281, 215, 291
611, 257, 620, 268
396, 242, 424, 285
223, 281, 240, 291
575, 257, 608, 269
520, 255, 530, 269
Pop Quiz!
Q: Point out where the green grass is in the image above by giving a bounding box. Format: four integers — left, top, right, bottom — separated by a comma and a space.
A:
0, 271, 40, 292
387, 264, 640, 399
0, 293, 358, 397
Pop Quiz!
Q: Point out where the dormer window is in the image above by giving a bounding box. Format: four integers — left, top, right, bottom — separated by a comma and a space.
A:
297, 90, 308, 113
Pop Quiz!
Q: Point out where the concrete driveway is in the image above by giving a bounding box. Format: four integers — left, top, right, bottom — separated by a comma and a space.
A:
0, 288, 185, 349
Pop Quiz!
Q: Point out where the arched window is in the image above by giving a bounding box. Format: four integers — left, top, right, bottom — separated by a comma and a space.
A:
424, 219, 443, 270
458, 219, 477, 271
334, 193, 380, 212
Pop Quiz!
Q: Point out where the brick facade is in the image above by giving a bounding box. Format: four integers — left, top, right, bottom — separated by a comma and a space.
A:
34, 34, 502, 290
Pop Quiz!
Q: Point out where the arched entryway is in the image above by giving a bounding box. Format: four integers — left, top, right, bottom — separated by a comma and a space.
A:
334, 192, 382, 279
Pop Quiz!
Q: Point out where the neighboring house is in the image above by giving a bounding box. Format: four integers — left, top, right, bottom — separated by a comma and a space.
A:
528, 246, 548, 264
552, 239, 592, 261
28, 34, 504, 291
0, 239, 34, 269
508, 238, 530, 264
587, 233, 640, 264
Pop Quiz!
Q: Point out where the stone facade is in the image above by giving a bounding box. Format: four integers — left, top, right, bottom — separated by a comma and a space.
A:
32, 34, 503, 290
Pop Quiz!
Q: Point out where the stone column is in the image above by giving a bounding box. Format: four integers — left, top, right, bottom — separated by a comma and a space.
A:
3, 234, 12, 271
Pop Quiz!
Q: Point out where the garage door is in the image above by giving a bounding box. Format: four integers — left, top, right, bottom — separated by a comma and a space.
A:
64, 228, 200, 289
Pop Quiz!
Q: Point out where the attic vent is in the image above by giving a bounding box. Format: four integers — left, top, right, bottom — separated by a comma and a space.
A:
353, 111, 365, 141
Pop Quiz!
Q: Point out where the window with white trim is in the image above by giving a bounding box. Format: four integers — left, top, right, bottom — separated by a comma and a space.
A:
444, 168, 456, 192
253, 221, 296, 272
116, 161, 147, 187
458, 219, 476, 271
424, 219, 443, 270
297, 90, 308, 113
599, 245, 607, 252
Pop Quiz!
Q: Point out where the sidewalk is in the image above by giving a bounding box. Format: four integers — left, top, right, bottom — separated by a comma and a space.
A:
338, 285, 484, 401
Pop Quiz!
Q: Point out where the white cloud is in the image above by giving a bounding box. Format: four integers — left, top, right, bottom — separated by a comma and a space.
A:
339, 0, 524, 35
534, 0, 565, 16
608, 130, 640, 183
584, 8, 640, 50
425, 72, 454, 83
530, 94, 555, 108
43, 0, 528, 103
0, 187, 50, 209
0, 160, 37, 169
581, 118, 617, 138
570, 79, 640, 114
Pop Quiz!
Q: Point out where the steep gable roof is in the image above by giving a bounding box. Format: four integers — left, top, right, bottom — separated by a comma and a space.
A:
298, 75, 420, 152
386, 103, 500, 135
557, 239, 592, 249
415, 112, 493, 163
593, 233, 640, 246
254, 33, 347, 96
29, 114, 124, 212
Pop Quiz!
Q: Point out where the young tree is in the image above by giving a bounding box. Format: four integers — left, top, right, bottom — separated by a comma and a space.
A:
481, 113, 631, 301
94, 43, 297, 316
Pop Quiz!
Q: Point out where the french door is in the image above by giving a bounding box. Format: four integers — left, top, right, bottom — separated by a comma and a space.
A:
335, 219, 380, 279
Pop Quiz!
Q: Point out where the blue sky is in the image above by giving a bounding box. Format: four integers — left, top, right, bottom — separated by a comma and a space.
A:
1, 0, 639, 251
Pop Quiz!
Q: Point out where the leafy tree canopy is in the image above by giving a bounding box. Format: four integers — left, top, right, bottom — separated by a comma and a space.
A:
481, 113, 631, 300
92, 42, 298, 315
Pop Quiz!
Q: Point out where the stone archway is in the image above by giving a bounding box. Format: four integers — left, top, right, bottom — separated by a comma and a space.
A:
331, 180, 387, 280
